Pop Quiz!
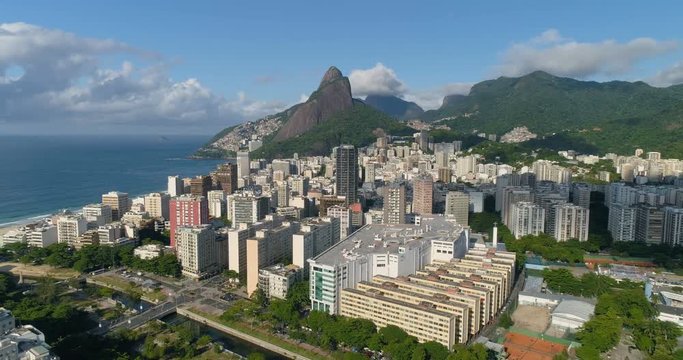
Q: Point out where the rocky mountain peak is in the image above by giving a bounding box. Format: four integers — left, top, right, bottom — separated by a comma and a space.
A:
319, 66, 343, 88
273, 66, 353, 141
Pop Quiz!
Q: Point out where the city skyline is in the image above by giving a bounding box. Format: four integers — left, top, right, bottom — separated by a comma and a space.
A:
3, 0, 683, 134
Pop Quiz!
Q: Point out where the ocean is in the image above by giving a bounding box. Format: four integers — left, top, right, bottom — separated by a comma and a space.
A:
0, 135, 226, 226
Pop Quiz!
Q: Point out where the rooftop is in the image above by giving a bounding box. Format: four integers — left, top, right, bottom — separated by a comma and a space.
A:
311, 215, 464, 267
551, 299, 595, 321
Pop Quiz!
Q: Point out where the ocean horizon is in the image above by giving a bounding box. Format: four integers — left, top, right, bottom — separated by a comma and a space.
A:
0, 135, 227, 226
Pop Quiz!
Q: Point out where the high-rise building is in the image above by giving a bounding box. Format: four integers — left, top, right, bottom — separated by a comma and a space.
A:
437, 168, 452, 183
212, 163, 238, 194
663, 207, 683, 246
246, 221, 300, 295
272, 160, 291, 177
510, 202, 545, 239
82, 203, 113, 227
501, 187, 533, 227
291, 176, 309, 196
190, 175, 212, 197
572, 185, 591, 209
292, 217, 340, 271
445, 191, 469, 226
102, 191, 129, 221
228, 194, 270, 226
28, 226, 58, 248
608, 203, 636, 242
176, 225, 217, 279
169, 195, 209, 248
326, 205, 351, 239
553, 204, 590, 241
647, 152, 661, 161
335, 145, 358, 205
207, 190, 226, 218
276, 181, 290, 207
383, 184, 406, 224
237, 151, 250, 179
144, 192, 170, 219
635, 205, 664, 245
168, 175, 183, 197
309, 216, 468, 315
412, 174, 434, 215
57, 215, 87, 245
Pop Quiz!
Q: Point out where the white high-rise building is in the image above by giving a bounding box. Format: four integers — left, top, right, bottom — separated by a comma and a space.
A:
207, 190, 226, 218
663, 207, 683, 246
308, 216, 468, 314
292, 217, 340, 271
445, 191, 469, 226
28, 226, 58, 248
144, 192, 170, 219
168, 175, 184, 197
608, 203, 636, 242
501, 187, 533, 227
553, 204, 590, 241
177, 225, 218, 279
57, 215, 88, 245
327, 205, 351, 239
97, 223, 123, 245
383, 184, 406, 225
510, 202, 545, 239
82, 203, 113, 227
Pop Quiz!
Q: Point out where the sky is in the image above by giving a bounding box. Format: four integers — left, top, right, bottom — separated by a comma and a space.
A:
1, 0, 683, 135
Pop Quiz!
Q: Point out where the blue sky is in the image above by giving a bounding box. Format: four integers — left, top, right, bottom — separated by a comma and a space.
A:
1, 0, 683, 134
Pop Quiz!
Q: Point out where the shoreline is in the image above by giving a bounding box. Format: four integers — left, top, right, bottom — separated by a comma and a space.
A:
0, 157, 236, 236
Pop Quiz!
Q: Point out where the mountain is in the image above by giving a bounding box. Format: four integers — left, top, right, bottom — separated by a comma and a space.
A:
422, 71, 683, 157
196, 66, 410, 159
364, 95, 424, 120
273, 66, 353, 141
252, 101, 413, 159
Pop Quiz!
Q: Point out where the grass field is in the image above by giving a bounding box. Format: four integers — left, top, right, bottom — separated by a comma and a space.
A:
0, 262, 79, 279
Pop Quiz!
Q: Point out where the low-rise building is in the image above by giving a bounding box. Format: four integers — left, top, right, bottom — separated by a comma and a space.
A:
133, 244, 164, 260
258, 264, 302, 299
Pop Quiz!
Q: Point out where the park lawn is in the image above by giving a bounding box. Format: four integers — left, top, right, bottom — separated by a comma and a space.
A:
187, 308, 332, 360
0, 262, 80, 279
93, 275, 167, 302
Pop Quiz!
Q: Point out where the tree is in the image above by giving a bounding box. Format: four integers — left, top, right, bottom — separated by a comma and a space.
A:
35, 277, 58, 304
423, 341, 449, 360
268, 299, 299, 326
223, 269, 239, 279
286, 281, 310, 310
378, 325, 409, 345
575, 345, 600, 360
196, 334, 212, 348
251, 288, 268, 309
336, 317, 377, 349
499, 313, 514, 329
576, 312, 622, 352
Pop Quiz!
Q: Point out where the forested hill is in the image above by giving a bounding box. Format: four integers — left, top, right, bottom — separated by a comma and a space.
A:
423, 71, 683, 157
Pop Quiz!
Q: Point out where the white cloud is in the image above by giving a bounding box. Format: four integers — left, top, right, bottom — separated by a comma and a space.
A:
648, 62, 683, 87
403, 82, 472, 110
349, 62, 407, 97
349, 63, 471, 110
0, 22, 284, 133
495, 29, 678, 78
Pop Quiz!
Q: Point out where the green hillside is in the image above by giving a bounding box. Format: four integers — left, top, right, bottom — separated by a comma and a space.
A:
423, 71, 683, 157
252, 102, 413, 159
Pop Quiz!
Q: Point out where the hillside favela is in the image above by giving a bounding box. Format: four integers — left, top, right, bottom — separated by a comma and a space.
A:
1, 2, 683, 360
